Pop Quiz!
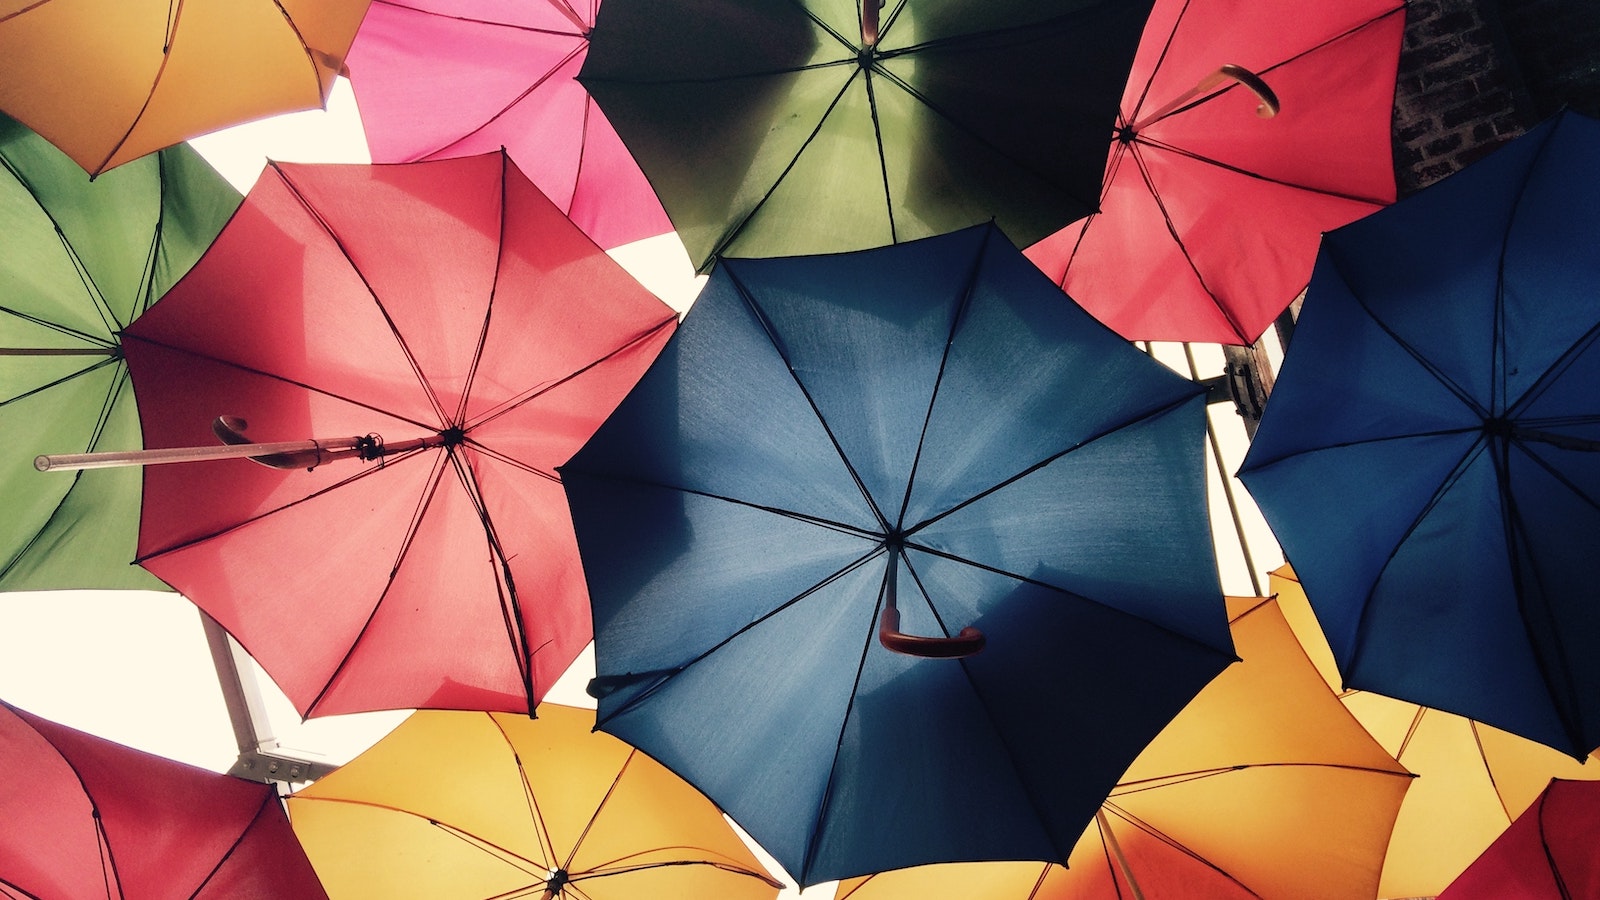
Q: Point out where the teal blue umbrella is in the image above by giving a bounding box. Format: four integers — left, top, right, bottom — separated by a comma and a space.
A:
0, 114, 240, 590
562, 224, 1233, 887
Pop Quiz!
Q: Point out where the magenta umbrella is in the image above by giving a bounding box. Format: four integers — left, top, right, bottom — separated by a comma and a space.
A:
344, 0, 671, 250
1439, 778, 1600, 899
0, 699, 327, 899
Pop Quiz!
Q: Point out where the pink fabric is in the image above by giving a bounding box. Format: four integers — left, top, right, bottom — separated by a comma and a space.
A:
0, 702, 326, 899
345, 0, 672, 250
1026, 0, 1404, 345
126, 152, 676, 717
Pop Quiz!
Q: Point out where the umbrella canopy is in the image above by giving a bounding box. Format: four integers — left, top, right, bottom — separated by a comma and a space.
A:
831, 595, 1412, 900
1239, 109, 1600, 758
578, 0, 1156, 272
288, 704, 785, 899
344, 0, 672, 251
561, 224, 1235, 887
0, 113, 239, 591
1272, 566, 1600, 899
1024, 0, 1404, 345
0, 698, 327, 899
1438, 778, 1600, 900
115, 150, 676, 718
0, 0, 372, 176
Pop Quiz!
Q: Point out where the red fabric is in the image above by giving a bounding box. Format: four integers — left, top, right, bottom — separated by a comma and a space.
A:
1025, 0, 1404, 345
345, 0, 672, 250
125, 151, 676, 717
1439, 778, 1600, 899
0, 702, 326, 900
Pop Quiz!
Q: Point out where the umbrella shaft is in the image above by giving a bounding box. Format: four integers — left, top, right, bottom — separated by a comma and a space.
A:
34, 434, 444, 472
0, 347, 117, 356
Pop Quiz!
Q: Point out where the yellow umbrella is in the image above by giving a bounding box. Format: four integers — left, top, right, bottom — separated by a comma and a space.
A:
287, 704, 785, 900
836, 595, 1412, 900
0, 0, 370, 175
1273, 565, 1600, 898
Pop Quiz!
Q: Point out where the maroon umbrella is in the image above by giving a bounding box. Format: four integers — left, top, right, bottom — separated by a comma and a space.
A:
0, 699, 327, 900
1438, 778, 1600, 899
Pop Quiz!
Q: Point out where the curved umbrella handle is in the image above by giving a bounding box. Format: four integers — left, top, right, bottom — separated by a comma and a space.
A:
861, 0, 883, 46
1129, 64, 1280, 131
878, 606, 986, 658
212, 416, 341, 470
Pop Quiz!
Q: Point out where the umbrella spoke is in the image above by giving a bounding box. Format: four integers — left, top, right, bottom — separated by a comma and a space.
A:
0, 154, 122, 334
487, 715, 562, 880
269, 163, 453, 426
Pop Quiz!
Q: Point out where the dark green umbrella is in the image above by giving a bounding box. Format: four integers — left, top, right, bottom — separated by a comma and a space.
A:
0, 115, 240, 590
579, 0, 1155, 272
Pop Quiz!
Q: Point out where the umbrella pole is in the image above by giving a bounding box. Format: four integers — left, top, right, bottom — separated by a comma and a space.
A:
35, 416, 446, 472
1129, 64, 1280, 131
877, 546, 986, 659
1095, 809, 1148, 900
0, 347, 119, 355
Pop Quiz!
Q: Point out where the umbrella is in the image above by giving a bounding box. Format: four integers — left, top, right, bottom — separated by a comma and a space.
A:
1024, 0, 1404, 345
831, 594, 1412, 900
0, 697, 328, 899
78, 150, 677, 718
578, 0, 1156, 272
0, 112, 240, 591
560, 223, 1235, 886
0, 0, 372, 177
1272, 565, 1600, 899
287, 704, 785, 899
1438, 778, 1600, 899
344, 0, 672, 251
1238, 108, 1600, 757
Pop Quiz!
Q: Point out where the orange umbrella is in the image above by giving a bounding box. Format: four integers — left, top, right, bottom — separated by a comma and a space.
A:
287, 704, 785, 899
1273, 566, 1600, 898
0, 0, 371, 175
835, 595, 1412, 900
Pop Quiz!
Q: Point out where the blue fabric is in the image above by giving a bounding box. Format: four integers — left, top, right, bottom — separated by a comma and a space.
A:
1240, 110, 1600, 757
562, 224, 1231, 885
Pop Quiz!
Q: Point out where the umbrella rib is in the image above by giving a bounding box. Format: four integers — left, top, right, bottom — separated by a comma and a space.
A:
268, 162, 453, 426
557, 748, 635, 873
1504, 318, 1600, 422
0, 155, 122, 336
0, 876, 47, 900
697, 67, 864, 266
299, 447, 454, 715
862, 57, 898, 243
448, 446, 542, 707
462, 440, 561, 485
893, 227, 990, 530
487, 714, 563, 873
118, 330, 441, 433
182, 792, 277, 900
907, 390, 1203, 535
1097, 803, 1261, 896
1110, 761, 1412, 797
80, 0, 184, 174
296, 795, 552, 878
466, 314, 677, 432
565, 858, 785, 889
1134, 135, 1395, 207
452, 153, 511, 426
374, 0, 584, 37
0, 351, 120, 409
1124, 0, 1194, 125
420, 42, 589, 164
723, 262, 890, 530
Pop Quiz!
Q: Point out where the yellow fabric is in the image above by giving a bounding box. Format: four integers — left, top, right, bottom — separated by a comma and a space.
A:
289, 705, 783, 900
0, 0, 369, 174
1272, 565, 1600, 898
835, 596, 1411, 900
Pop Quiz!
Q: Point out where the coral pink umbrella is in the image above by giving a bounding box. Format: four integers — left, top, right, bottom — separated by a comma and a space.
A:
344, 0, 672, 250
1025, 0, 1404, 345
0, 699, 327, 899
42, 151, 677, 719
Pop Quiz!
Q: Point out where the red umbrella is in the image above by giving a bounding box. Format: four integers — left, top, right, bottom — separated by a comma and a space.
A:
0, 699, 327, 899
343, 0, 672, 251
1438, 778, 1600, 899
1024, 0, 1404, 345
103, 151, 676, 718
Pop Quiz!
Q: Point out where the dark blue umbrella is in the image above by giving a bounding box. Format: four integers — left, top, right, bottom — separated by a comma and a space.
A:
1239, 110, 1600, 759
560, 224, 1233, 887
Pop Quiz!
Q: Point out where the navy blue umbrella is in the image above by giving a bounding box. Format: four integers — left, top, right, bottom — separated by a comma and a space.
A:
560, 224, 1233, 887
1240, 110, 1600, 759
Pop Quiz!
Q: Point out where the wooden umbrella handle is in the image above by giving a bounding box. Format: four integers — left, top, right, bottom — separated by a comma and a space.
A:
879, 606, 987, 658
1129, 64, 1280, 131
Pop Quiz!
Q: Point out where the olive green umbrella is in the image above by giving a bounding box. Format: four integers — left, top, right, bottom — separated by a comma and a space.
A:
0, 114, 240, 590
579, 0, 1154, 272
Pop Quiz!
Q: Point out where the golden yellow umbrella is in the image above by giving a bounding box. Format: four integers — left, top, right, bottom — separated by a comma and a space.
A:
287, 704, 785, 900
1273, 565, 1600, 899
835, 595, 1412, 900
0, 0, 370, 175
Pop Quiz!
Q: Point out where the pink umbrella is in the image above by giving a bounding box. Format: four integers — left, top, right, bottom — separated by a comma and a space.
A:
344, 0, 672, 251
0, 699, 327, 899
1439, 779, 1600, 899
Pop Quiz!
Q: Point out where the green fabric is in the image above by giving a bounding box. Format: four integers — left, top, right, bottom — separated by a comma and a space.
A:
0, 115, 241, 591
582, 0, 1154, 271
